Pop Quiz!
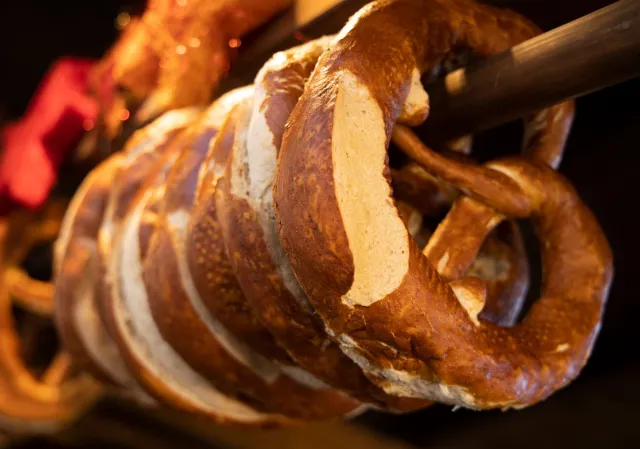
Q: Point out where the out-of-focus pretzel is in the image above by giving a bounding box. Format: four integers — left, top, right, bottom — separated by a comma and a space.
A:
273, 0, 611, 409
81, 0, 293, 158
55, 109, 202, 394
2, 200, 67, 315
0, 218, 101, 437
112, 0, 293, 122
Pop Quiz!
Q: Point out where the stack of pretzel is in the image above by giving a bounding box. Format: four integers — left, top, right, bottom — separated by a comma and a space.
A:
13, 0, 616, 432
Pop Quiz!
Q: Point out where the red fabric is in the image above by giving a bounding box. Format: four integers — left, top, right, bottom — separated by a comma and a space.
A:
0, 57, 99, 215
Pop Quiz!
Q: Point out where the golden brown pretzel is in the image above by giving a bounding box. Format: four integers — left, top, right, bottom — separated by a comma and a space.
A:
113, 0, 294, 121
84, 0, 293, 156
0, 220, 100, 436
186, 104, 299, 366
3, 200, 67, 315
55, 104, 308, 426
93, 108, 202, 337
55, 108, 202, 399
273, 0, 611, 409
398, 130, 611, 406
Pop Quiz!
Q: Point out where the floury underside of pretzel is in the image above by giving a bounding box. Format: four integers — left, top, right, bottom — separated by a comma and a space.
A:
42, 0, 611, 430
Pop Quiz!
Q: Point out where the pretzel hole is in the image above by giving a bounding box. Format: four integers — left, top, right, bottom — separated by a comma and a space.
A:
21, 242, 53, 282
11, 304, 62, 380
471, 121, 525, 164
391, 178, 527, 322
467, 222, 514, 280
388, 130, 532, 327
511, 219, 543, 324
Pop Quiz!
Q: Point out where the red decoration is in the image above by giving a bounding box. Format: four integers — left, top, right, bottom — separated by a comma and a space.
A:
0, 57, 99, 215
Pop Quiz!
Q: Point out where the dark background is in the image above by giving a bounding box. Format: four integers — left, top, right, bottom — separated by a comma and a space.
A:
0, 1, 134, 122
2, 0, 639, 447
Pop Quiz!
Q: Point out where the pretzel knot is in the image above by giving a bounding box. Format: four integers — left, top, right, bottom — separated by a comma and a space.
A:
273, 0, 612, 409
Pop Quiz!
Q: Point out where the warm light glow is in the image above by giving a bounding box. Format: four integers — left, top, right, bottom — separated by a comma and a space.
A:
177, 0, 187, 5
176, 44, 187, 55
82, 119, 94, 131
189, 37, 201, 48
228, 38, 241, 48
120, 109, 130, 121
115, 12, 131, 30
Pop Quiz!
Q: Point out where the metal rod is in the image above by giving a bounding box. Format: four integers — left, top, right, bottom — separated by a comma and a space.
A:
424, 0, 640, 139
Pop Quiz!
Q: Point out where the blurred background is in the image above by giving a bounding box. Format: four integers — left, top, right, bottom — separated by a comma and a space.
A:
1, 0, 639, 448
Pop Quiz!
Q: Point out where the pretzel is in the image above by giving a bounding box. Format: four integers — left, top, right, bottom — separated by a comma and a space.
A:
0, 219, 100, 436
79, 109, 248, 412
112, 0, 293, 122
80, 0, 294, 164
55, 108, 203, 395
273, 0, 611, 409
211, 38, 421, 411
2, 200, 68, 315
216, 27, 538, 410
